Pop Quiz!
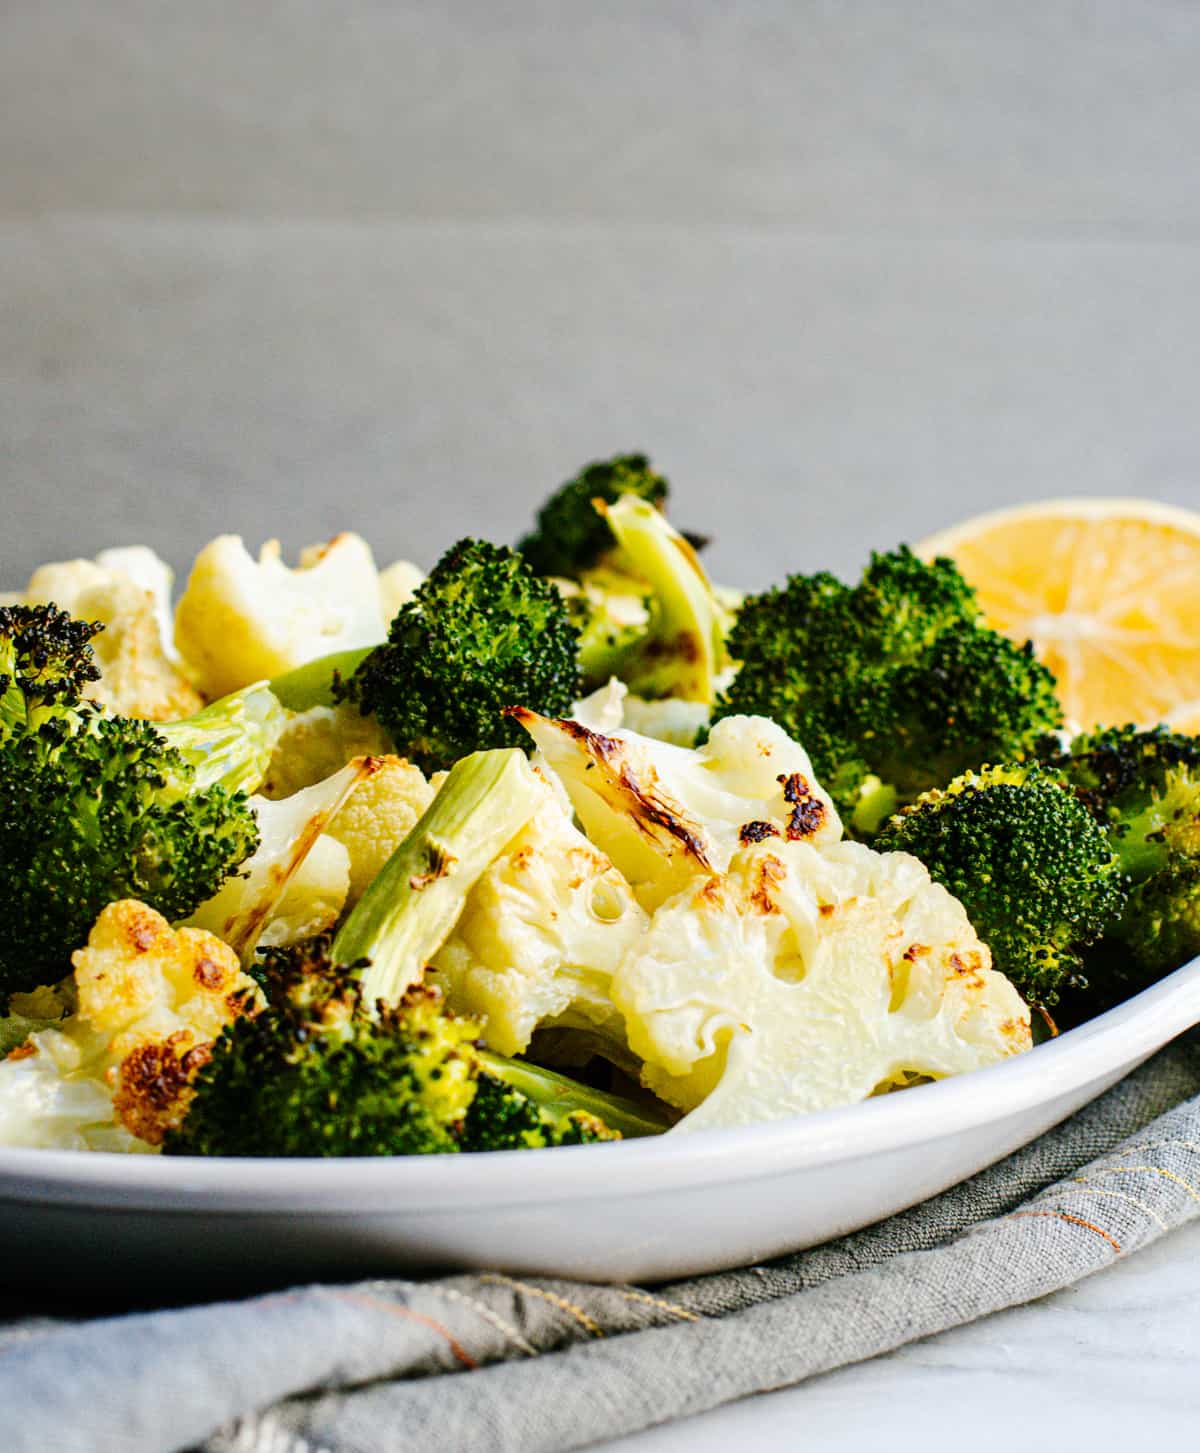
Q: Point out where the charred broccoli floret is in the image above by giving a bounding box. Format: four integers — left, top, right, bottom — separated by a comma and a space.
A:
877, 764, 1127, 1007
1044, 724, 1200, 982
0, 608, 279, 1000
518, 453, 669, 580
164, 946, 479, 1157
1045, 725, 1200, 881
0, 602, 101, 733
714, 547, 1063, 833
167, 944, 663, 1158
330, 539, 579, 773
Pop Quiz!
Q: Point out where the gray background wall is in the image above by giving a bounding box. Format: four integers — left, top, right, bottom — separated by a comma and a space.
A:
3, 1, 1199, 590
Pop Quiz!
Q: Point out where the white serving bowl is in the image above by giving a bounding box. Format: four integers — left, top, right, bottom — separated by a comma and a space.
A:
2, 958, 1198, 1288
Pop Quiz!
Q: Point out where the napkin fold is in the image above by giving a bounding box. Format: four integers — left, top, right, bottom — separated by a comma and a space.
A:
4, 1034, 1199, 1453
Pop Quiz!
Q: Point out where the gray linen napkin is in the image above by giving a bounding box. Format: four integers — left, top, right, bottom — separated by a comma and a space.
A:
4, 1034, 1199, 1453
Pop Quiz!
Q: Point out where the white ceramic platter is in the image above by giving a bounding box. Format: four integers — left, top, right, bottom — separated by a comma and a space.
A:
2, 959, 1198, 1289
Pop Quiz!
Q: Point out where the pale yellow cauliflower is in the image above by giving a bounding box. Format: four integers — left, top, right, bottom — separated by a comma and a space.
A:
513, 710, 842, 910
174, 532, 387, 698
378, 559, 425, 619
613, 837, 1031, 1132
26, 550, 201, 720
0, 902, 257, 1150
325, 754, 437, 905
433, 778, 647, 1057
189, 757, 381, 957
261, 703, 393, 799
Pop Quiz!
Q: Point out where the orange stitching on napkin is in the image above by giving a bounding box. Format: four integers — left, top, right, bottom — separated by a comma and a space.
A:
426, 1286, 538, 1357
1068, 1181, 1169, 1231
360, 1278, 538, 1358
1009, 1210, 1122, 1254
617, 1288, 702, 1323
331, 1291, 478, 1369
480, 1274, 604, 1337
1089, 1165, 1200, 1203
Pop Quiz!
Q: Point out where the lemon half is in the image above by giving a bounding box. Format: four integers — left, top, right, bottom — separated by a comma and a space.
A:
918, 498, 1200, 732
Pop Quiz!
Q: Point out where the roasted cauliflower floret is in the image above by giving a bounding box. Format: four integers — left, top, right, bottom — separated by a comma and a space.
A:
611, 838, 1031, 1131
189, 757, 380, 958
570, 676, 713, 746
325, 754, 437, 905
513, 710, 842, 910
74, 901, 258, 1145
174, 533, 387, 698
0, 901, 258, 1150
261, 703, 394, 799
378, 560, 425, 619
26, 551, 201, 720
621, 694, 714, 747
433, 780, 647, 1057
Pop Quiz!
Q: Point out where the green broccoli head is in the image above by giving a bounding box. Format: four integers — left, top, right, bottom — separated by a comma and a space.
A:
0, 608, 274, 1000
165, 944, 480, 1157
1042, 724, 1200, 982
518, 453, 669, 580
715, 547, 1064, 832
1114, 859, 1200, 982
166, 939, 659, 1157
0, 715, 260, 999
337, 539, 580, 774
877, 763, 1127, 1007
1043, 724, 1200, 880
0, 603, 102, 737
881, 625, 1065, 804
461, 1072, 618, 1150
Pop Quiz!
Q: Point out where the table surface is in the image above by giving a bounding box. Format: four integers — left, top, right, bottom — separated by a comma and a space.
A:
3, 3, 1199, 1442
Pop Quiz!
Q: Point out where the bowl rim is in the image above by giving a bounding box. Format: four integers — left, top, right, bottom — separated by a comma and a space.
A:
3, 957, 1198, 1211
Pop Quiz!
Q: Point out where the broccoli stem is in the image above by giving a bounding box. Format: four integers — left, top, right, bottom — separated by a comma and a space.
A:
477, 1050, 673, 1139
600, 495, 730, 703
158, 680, 287, 795
269, 648, 376, 712
331, 748, 544, 1007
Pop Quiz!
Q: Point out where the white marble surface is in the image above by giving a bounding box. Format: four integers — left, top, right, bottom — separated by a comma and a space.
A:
599, 1216, 1200, 1451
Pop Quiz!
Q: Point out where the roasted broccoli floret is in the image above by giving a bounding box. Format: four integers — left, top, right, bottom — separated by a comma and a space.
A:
1044, 724, 1200, 982
877, 764, 1127, 1007
0, 602, 101, 733
0, 607, 281, 1000
714, 547, 1063, 833
329, 539, 579, 773
1108, 859, 1200, 986
1045, 725, 1200, 881
165, 946, 479, 1157
518, 453, 669, 580
167, 944, 662, 1158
